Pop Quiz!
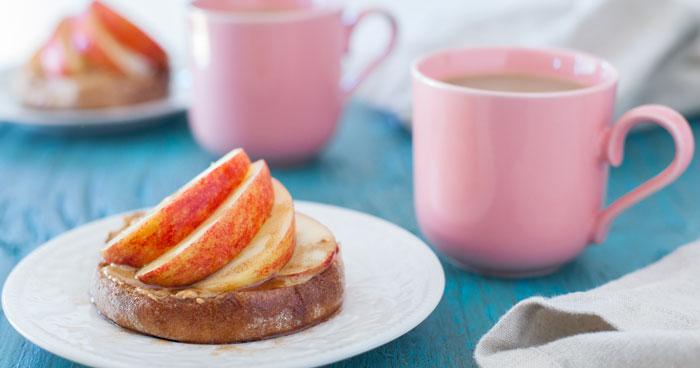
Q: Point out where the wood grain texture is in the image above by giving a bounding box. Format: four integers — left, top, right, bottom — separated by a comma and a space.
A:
1, 103, 700, 368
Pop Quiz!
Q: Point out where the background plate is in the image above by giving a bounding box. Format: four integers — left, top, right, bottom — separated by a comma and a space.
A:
0, 67, 189, 133
2, 201, 445, 368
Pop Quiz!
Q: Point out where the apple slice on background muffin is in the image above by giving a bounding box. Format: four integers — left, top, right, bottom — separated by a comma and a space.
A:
15, 0, 169, 109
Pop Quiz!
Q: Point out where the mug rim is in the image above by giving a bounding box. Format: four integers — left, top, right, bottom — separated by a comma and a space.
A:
189, 0, 342, 23
411, 46, 619, 99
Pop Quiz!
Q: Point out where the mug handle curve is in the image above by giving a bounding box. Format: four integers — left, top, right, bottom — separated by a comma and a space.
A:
340, 8, 398, 101
591, 104, 694, 243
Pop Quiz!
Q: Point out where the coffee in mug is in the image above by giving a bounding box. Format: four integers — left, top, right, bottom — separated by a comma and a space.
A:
443, 73, 584, 93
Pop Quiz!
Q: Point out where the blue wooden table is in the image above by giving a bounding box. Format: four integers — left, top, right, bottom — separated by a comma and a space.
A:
1, 102, 698, 367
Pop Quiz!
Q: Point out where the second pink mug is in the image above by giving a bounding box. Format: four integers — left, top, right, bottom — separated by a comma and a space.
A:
412, 47, 695, 277
188, 0, 397, 163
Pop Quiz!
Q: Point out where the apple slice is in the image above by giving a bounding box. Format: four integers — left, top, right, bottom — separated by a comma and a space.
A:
278, 213, 338, 279
72, 6, 156, 76
39, 17, 84, 76
102, 148, 250, 267
194, 179, 296, 292
71, 11, 122, 73
260, 213, 339, 289
136, 160, 274, 287
89, 0, 168, 70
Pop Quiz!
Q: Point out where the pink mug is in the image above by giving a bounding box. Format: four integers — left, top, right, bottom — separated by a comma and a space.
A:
412, 47, 695, 277
188, 0, 397, 164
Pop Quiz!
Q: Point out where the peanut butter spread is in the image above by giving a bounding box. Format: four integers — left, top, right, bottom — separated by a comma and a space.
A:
101, 263, 317, 299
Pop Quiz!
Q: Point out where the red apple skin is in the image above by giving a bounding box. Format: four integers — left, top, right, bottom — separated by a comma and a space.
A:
102, 150, 251, 267
136, 163, 274, 287
89, 0, 168, 70
71, 12, 122, 74
38, 18, 83, 76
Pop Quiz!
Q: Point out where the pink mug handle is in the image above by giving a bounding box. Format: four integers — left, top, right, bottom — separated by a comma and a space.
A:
592, 105, 694, 243
340, 8, 398, 101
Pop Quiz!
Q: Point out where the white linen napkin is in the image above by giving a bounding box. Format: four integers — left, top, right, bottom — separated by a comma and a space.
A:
474, 239, 700, 368
347, 0, 700, 123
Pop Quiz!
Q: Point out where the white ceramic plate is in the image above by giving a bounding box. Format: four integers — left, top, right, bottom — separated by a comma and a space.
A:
2, 201, 445, 368
0, 67, 189, 133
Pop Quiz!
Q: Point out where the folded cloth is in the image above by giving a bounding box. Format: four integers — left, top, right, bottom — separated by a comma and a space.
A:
347, 0, 700, 123
474, 240, 700, 368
